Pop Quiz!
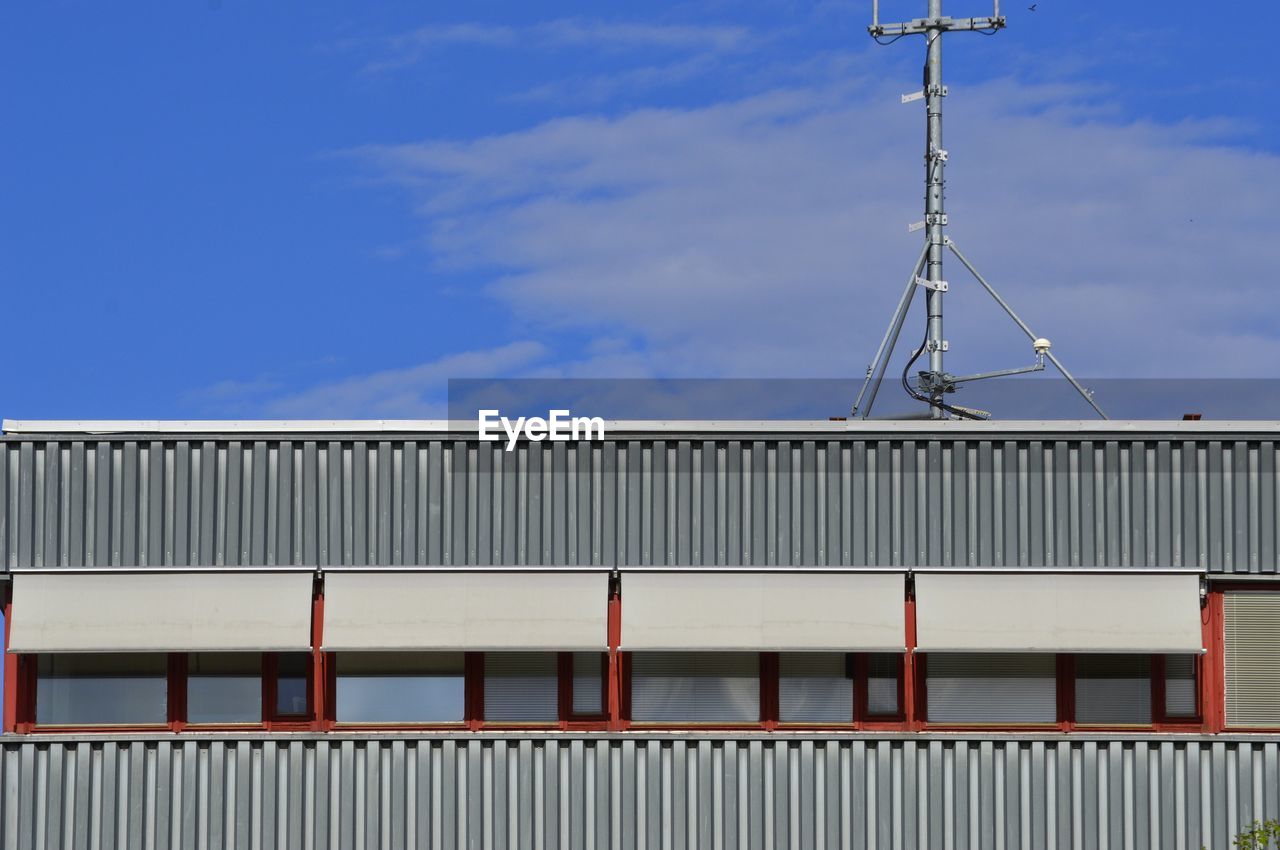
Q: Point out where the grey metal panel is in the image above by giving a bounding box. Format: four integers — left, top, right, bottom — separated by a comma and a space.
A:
2, 435, 1278, 572
1, 735, 1280, 849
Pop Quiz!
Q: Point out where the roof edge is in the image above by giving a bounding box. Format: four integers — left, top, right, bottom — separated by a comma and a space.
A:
7, 419, 1280, 437
5, 418, 1280, 436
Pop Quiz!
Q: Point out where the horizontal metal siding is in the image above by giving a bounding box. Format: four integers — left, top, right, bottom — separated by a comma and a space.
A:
1, 438, 1277, 572
1, 736, 1279, 850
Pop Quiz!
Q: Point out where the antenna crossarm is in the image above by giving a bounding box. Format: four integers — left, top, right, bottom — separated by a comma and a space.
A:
949, 361, 1046, 386
869, 16, 1005, 36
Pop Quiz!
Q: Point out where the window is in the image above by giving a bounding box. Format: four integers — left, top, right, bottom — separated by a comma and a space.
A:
1164, 655, 1198, 719
571, 652, 606, 716
1075, 655, 1151, 725
274, 653, 312, 717
36, 654, 168, 726
925, 654, 1057, 724
866, 653, 902, 716
188, 653, 261, 724
335, 652, 465, 724
778, 653, 852, 724
484, 653, 558, 723
622, 652, 902, 728
1224, 591, 1280, 728
920, 652, 1200, 729
630, 653, 760, 723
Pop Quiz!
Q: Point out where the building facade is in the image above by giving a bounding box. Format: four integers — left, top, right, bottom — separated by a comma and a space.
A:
1, 419, 1278, 849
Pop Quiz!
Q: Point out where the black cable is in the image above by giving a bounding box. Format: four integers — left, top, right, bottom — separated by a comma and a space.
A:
901, 320, 930, 404
872, 32, 908, 46
900, 301, 984, 420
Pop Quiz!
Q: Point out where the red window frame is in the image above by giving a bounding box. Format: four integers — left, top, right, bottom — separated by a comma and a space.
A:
914, 651, 1206, 732
1151, 653, 1204, 728
617, 650, 909, 731
320, 642, 470, 732
617, 652, 769, 731
263, 651, 318, 730
9, 649, 321, 734
562, 651, 610, 728
176, 652, 273, 731
12, 652, 174, 734
1213, 584, 1280, 733
1068, 653, 1203, 732
325, 650, 610, 731
857, 652, 909, 729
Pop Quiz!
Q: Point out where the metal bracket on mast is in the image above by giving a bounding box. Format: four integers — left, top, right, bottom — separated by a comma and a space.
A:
902, 86, 946, 104
870, 16, 1006, 36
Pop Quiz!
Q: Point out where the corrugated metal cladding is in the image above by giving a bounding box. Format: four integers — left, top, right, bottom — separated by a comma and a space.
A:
2, 735, 1279, 850
0, 434, 1277, 572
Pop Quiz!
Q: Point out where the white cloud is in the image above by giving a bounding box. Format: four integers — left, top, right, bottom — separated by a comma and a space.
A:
355, 74, 1280, 387
365, 18, 753, 75
261, 341, 549, 418
532, 20, 751, 53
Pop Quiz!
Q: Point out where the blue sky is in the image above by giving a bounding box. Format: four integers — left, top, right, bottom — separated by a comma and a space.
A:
1, 1, 1277, 419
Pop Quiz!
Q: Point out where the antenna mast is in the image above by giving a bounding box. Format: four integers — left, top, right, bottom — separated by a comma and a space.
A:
852, 1, 1107, 420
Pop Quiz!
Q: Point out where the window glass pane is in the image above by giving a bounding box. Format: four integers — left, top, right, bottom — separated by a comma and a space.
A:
631, 653, 759, 723
188, 653, 261, 724
778, 653, 852, 723
926, 653, 1057, 724
1164, 655, 1197, 717
572, 652, 605, 715
867, 653, 901, 716
37, 654, 168, 726
336, 652, 464, 723
484, 653, 558, 722
1075, 655, 1151, 725
275, 653, 311, 716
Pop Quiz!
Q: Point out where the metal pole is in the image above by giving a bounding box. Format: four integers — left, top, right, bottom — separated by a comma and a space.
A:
861, 3, 1012, 419
946, 238, 1109, 419
924, 0, 947, 418
852, 242, 930, 417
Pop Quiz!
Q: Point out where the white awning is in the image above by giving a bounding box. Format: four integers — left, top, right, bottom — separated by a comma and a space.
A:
9, 572, 314, 652
621, 572, 905, 651
322, 571, 609, 651
914, 572, 1204, 653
